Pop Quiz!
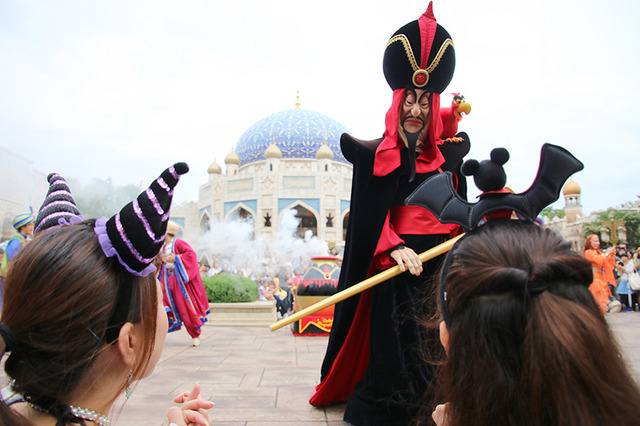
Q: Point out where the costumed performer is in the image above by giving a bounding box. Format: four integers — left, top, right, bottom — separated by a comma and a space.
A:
0, 209, 35, 311
584, 234, 616, 314
160, 220, 211, 347
310, 3, 470, 424
0, 166, 213, 425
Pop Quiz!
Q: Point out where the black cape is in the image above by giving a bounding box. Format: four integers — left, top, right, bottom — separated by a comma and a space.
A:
312, 132, 469, 421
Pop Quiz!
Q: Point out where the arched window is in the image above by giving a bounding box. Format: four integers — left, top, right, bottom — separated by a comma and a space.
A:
200, 214, 211, 234
231, 207, 255, 240
292, 204, 317, 238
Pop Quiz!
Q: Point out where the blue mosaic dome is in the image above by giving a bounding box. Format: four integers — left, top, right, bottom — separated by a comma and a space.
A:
235, 108, 350, 166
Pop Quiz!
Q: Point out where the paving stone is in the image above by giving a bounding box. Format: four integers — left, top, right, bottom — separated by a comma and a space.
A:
116, 314, 640, 424
4, 313, 640, 425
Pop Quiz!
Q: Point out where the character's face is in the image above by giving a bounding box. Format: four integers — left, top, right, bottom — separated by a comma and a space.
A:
400, 88, 432, 135
22, 222, 34, 237
591, 236, 600, 250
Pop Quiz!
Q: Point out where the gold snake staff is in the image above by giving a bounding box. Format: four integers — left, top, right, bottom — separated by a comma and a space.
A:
269, 234, 463, 331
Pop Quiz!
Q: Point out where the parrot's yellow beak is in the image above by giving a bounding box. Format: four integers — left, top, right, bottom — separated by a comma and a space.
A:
455, 101, 472, 118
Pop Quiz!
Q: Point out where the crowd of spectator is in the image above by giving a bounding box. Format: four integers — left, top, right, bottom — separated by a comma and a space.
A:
587, 240, 640, 313
192, 238, 640, 317
612, 243, 640, 311
197, 246, 343, 318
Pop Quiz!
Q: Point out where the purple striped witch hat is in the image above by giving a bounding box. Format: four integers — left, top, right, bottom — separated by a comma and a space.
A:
94, 162, 189, 277
34, 173, 83, 234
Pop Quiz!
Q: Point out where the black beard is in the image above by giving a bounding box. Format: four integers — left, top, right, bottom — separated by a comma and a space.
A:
404, 130, 420, 183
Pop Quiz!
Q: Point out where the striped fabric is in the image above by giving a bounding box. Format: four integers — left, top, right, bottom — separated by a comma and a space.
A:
99, 162, 189, 276
12, 208, 34, 230
34, 174, 82, 234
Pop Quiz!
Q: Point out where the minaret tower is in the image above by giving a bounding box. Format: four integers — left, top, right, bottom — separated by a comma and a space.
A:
563, 179, 582, 223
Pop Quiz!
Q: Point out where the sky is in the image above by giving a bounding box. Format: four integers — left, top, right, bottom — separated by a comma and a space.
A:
1, 0, 639, 216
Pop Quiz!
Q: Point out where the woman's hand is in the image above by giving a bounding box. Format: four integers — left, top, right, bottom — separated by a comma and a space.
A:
432, 402, 450, 426
390, 246, 423, 276
165, 383, 214, 426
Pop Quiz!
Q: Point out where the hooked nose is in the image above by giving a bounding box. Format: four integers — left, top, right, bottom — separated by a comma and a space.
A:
410, 103, 421, 117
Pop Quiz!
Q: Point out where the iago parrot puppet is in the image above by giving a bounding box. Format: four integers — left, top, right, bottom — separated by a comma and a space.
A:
440, 93, 471, 142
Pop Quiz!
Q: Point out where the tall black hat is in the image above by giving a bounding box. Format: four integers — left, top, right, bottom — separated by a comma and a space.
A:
383, 1, 455, 93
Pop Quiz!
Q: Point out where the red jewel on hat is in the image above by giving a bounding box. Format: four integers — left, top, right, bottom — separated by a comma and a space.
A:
412, 70, 429, 87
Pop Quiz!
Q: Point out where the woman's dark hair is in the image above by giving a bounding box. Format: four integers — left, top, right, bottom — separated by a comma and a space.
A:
1, 220, 158, 420
434, 221, 640, 426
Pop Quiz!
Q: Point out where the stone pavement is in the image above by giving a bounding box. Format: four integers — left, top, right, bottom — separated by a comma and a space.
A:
116, 324, 345, 425
115, 312, 640, 425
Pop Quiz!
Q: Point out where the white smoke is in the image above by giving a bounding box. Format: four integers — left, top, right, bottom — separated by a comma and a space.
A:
278, 208, 300, 241
198, 209, 329, 278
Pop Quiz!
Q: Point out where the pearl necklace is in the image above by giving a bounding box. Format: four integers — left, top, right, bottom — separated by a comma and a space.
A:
69, 405, 111, 426
27, 401, 111, 426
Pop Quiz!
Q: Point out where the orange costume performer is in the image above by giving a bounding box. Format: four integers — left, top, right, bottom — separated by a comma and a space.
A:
584, 234, 616, 314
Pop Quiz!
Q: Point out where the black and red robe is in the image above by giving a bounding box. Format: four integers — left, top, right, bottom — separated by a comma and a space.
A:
310, 127, 469, 424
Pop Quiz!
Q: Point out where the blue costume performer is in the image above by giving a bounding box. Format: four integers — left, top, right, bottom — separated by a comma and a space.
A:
0, 209, 35, 310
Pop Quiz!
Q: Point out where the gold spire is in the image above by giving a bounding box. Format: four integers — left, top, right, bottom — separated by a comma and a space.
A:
265, 138, 282, 159
296, 90, 300, 109
316, 139, 334, 160
207, 160, 222, 174
225, 150, 240, 165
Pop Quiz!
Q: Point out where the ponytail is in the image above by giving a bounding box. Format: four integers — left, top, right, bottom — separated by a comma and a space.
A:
524, 292, 640, 425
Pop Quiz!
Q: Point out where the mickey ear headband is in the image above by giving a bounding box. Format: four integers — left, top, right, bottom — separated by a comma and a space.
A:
405, 143, 583, 325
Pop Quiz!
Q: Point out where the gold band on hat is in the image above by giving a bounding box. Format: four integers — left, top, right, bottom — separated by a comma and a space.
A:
386, 34, 455, 88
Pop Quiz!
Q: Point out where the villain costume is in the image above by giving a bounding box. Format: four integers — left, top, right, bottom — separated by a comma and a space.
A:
310, 3, 469, 424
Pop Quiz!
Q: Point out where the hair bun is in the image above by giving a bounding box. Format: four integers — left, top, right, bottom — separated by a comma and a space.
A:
489, 267, 529, 294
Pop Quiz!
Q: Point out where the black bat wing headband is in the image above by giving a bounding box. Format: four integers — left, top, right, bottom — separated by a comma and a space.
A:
405, 144, 584, 229
404, 143, 584, 325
